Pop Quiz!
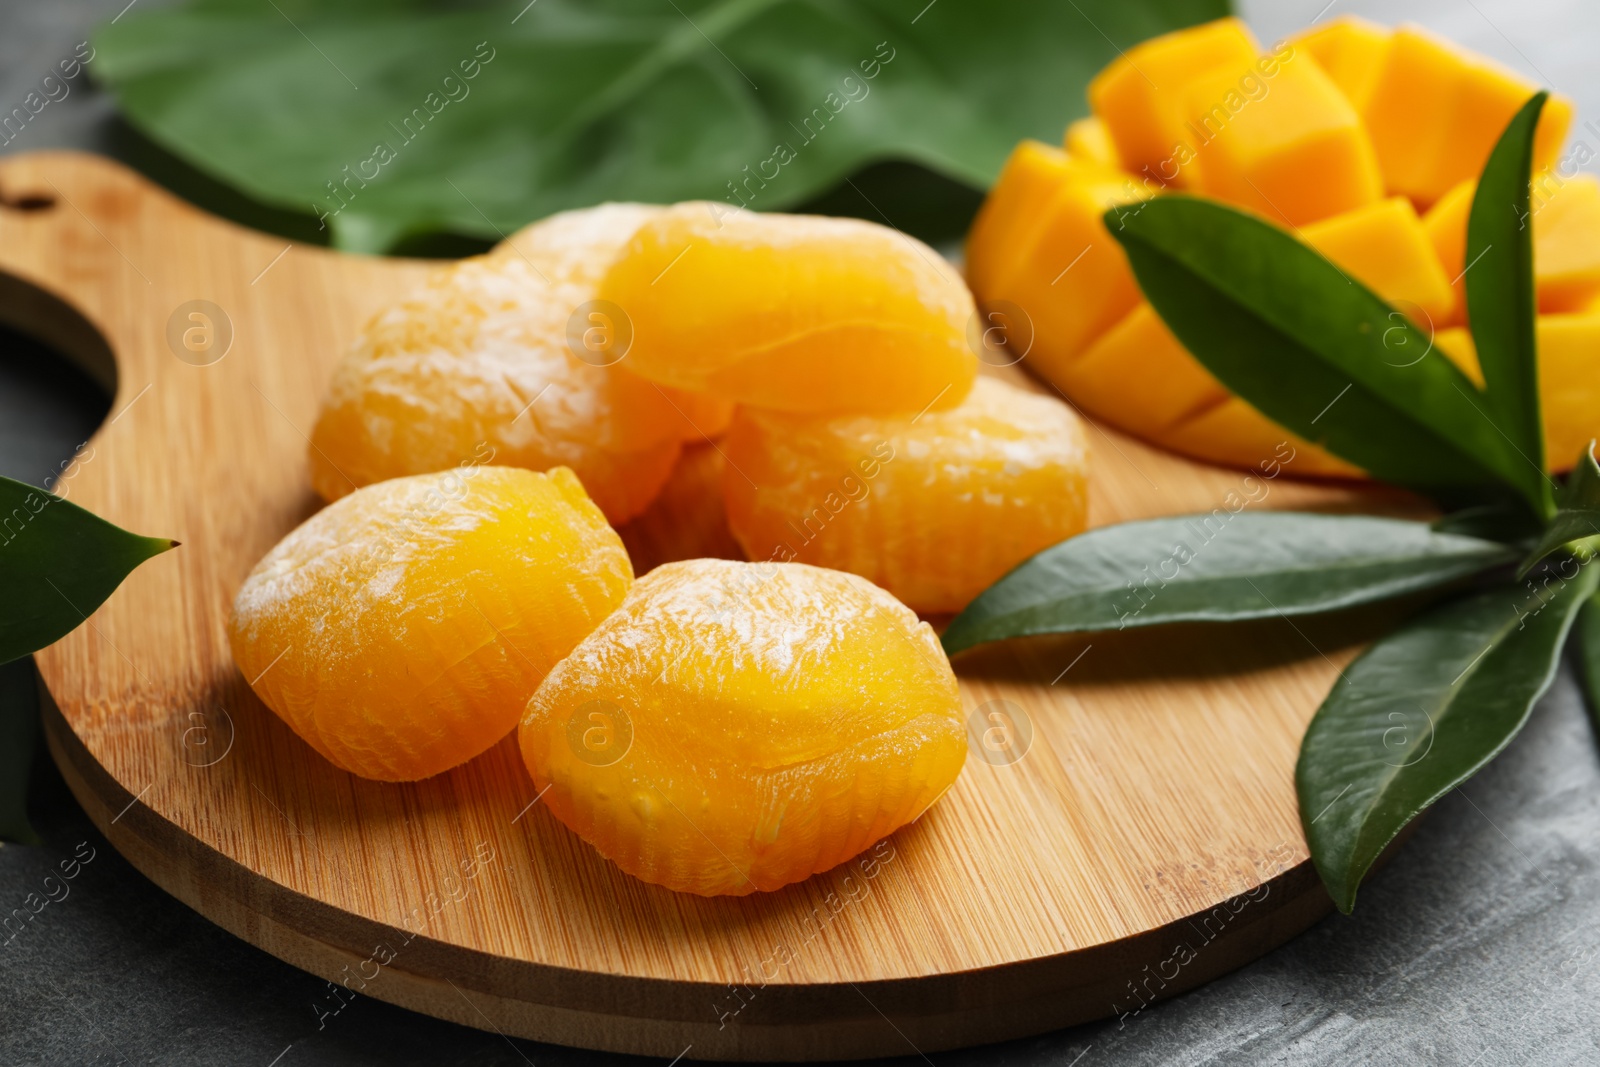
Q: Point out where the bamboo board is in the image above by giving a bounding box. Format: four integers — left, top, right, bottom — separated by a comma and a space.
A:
6, 151, 1427, 1061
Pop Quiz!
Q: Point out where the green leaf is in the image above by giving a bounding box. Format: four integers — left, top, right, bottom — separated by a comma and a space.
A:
1431, 502, 1541, 546
1465, 92, 1552, 518
0, 476, 176, 665
1519, 441, 1600, 577
941, 513, 1514, 655
1297, 560, 1597, 913
1576, 591, 1600, 736
0, 658, 41, 845
1109, 197, 1532, 511
92, 0, 1229, 252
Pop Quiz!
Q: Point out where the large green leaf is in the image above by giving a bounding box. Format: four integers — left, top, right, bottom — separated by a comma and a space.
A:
1519, 441, 1600, 577
0, 475, 175, 665
1465, 92, 1552, 517
1576, 592, 1600, 736
1110, 197, 1532, 510
941, 513, 1514, 655
92, 0, 1229, 252
1297, 561, 1597, 914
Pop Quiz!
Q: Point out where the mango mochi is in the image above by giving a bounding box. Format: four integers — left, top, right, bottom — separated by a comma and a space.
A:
229, 467, 631, 782
518, 558, 965, 896
596, 202, 978, 415
722, 378, 1090, 614
969, 16, 1595, 477
310, 206, 731, 526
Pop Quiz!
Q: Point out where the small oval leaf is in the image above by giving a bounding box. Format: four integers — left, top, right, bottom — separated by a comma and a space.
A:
0, 475, 176, 665
1297, 559, 1597, 914
1465, 91, 1552, 516
941, 513, 1515, 655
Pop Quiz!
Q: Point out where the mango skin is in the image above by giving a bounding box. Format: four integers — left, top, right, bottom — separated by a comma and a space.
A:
597, 203, 976, 416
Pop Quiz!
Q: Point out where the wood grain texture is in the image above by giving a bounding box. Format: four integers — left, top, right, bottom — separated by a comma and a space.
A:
5, 151, 1430, 1061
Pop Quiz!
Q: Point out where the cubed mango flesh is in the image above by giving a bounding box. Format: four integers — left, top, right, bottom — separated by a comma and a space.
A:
1299, 196, 1457, 325
1184, 49, 1384, 227
1287, 15, 1391, 111
1424, 173, 1600, 321
1065, 116, 1119, 169
1433, 318, 1600, 471
1088, 17, 1261, 186
1361, 25, 1572, 207
1155, 399, 1362, 478
1049, 303, 1228, 434
965, 143, 1153, 381
1529, 172, 1600, 311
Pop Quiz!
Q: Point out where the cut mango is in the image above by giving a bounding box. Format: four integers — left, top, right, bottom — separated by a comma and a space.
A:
1184, 49, 1384, 226
599, 203, 976, 416
1065, 116, 1119, 169
1300, 196, 1457, 325
1089, 17, 1261, 185
1156, 399, 1361, 478
1424, 173, 1600, 320
1049, 303, 1227, 434
965, 145, 1153, 382
721, 377, 1089, 614
1433, 318, 1600, 471
1362, 25, 1573, 207
1288, 16, 1391, 111
966, 140, 1099, 296
1529, 173, 1600, 311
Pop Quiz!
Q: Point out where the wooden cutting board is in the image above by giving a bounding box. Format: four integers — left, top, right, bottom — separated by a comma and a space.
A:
7, 151, 1427, 1062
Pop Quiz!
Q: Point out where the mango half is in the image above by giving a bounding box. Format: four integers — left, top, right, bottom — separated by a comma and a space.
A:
968, 16, 1594, 477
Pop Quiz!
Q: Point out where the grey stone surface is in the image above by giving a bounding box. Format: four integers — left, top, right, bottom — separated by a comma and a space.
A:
3, 0, 1600, 1063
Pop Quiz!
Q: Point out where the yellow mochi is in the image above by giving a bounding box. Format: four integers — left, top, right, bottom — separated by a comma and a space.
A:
721, 377, 1090, 614
229, 467, 633, 782
597, 203, 976, 416
518, 559, 965, 896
